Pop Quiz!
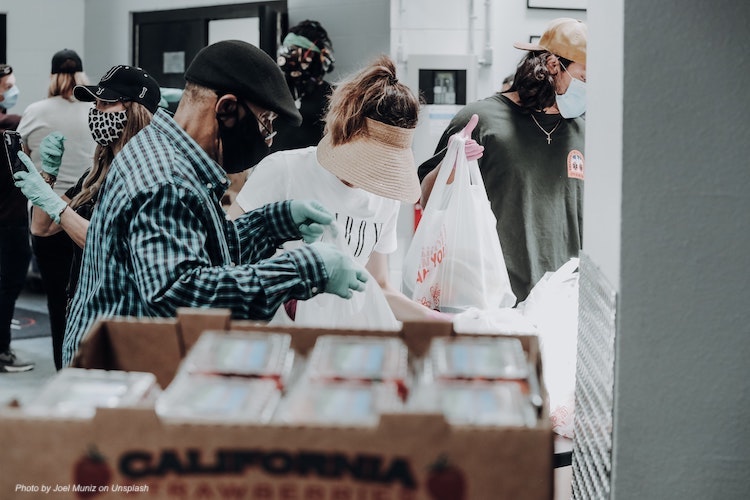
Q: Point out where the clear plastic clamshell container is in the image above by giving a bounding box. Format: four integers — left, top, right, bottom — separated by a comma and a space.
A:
23, 368, 160, 419
427, 336, 529, 381
155, 373, 280, 423
180, 330, 294, 383
273, 380, 403, 427
408, 380, 537, 427
305, 335, 409, 383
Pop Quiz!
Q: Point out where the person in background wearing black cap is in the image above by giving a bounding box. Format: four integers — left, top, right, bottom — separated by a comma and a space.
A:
13, 65, 159, 369
57, 40, 368, 366
272, 19, 335, 153
418, 18, 587, 303
15, 49, 96, 370
0, 63, 35, 372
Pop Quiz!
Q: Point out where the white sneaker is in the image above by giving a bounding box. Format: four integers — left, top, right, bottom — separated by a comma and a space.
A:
0, 349, 35, 373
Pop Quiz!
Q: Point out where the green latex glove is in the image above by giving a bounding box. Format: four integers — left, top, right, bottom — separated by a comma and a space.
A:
309, 242, 368, 299
39, 131, 65, 177
290, 200, 336, 243
13, 152, 68, 223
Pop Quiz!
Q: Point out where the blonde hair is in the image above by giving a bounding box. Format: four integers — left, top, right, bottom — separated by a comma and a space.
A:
69, 102, 153, 210
48, 71, 90, 101
324, 55, 420, 146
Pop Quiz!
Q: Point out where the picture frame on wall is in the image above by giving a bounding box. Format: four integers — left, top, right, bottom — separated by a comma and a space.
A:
527, 0, 586, 10
529, 35, 541, 44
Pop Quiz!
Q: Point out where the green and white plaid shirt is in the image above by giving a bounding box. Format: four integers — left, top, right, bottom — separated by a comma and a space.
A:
63, 110, 326, 366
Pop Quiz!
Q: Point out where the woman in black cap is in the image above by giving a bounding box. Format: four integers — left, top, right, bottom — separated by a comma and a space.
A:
12, 65, 160, 369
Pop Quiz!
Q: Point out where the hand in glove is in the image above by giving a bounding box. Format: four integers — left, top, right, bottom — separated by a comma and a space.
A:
290, 200, 336, 243
39, 131, 66, 178
449, 113, 484, 161
309, 242, 369, 299
13, 152, 68, 223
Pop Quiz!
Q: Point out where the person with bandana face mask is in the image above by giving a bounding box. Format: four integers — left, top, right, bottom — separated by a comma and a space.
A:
272, 20, 335, 153
13, 64, 160, 368
223, 21, 335, 208
58, 41, 368, 367
418, 18, 587, 303
0, 63, 35, 372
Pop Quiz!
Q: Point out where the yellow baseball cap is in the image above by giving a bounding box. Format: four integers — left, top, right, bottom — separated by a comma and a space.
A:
514, 18, 587, 65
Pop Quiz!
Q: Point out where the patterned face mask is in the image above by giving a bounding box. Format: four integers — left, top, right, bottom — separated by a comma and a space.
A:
88, 107, 128, 146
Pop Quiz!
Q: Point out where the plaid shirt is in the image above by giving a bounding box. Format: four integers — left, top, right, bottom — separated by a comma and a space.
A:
63, 109, 326, 366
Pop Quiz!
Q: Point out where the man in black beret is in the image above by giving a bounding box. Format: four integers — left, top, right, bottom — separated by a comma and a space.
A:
63, 40, 369, 365
181, 39, 303, 172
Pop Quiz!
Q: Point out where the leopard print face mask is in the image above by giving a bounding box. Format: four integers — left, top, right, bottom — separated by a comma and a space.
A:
88, 107, 128, 146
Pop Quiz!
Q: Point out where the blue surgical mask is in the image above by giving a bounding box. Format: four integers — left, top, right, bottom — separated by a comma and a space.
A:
555, 65, 586, 119
1, 85, 19, 110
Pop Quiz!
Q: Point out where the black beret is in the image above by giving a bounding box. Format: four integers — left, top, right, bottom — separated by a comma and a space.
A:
185, 40, 302, 126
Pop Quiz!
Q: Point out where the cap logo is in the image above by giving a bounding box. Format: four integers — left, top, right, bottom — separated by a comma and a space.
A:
139, 87, 148, 99
96, 88, 105, 96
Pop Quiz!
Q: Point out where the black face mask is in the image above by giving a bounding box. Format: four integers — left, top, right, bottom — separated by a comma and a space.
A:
217, 101, 270, 174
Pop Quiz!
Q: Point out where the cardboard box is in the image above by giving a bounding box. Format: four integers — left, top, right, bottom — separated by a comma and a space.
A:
0, 309, 553, 499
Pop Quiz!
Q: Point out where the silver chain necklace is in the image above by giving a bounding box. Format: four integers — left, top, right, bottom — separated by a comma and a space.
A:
530, 113, 562, 145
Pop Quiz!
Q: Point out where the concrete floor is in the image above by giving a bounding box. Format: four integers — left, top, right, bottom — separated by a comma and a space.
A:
0, 288, 57, 406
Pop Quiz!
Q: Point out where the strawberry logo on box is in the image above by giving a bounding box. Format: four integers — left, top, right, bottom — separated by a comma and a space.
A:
73, 445, 112, 498
427, 455, 466, 500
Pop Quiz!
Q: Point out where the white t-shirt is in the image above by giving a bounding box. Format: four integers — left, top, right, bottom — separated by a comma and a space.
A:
17, 96, 96, 195
235, 147, 400, 266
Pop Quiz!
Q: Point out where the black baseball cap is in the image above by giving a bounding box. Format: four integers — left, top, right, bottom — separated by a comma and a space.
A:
74, 65, 161, 113
51, 49, 83, 74
184, 40, 302, 125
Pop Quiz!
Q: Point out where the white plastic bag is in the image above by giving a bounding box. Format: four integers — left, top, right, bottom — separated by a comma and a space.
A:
270, 224, 401, 331
452, 307, 538, 336
402, 136, 516, 312
517, 257, 579, 438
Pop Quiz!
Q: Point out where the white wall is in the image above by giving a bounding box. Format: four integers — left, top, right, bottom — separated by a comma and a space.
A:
391, 0, 588, 102
582, 0, 621, 287
0, 0, 86, 111
607, 0, 750, 497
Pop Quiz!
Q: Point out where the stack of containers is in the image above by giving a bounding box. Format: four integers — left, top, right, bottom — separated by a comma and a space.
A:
409, 336, 539, 427
155, 331, 294, 423
274, 335, 408, 426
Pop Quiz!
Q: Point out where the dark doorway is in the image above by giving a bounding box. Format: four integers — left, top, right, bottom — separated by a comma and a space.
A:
133, 2, 287, 90
0, 15, 6, 64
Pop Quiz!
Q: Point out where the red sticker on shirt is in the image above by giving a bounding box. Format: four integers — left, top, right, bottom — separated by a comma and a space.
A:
567, 150, 584, 179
